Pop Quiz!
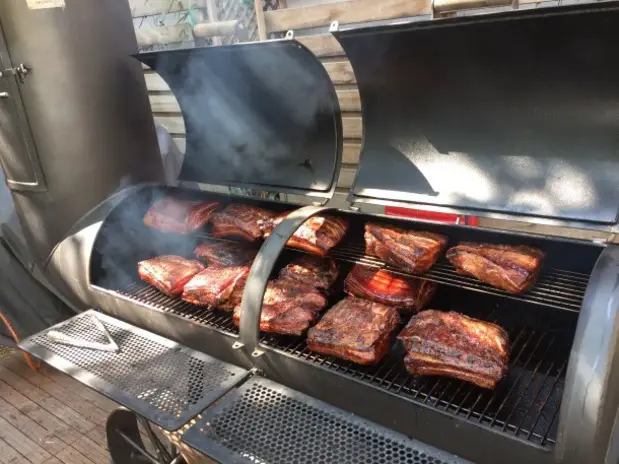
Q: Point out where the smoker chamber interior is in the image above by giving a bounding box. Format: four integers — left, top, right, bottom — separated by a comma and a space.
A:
90, 187, 601, 451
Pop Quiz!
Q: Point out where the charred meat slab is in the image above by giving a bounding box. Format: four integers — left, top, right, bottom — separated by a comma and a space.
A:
446, 242, 544, 294
138, 256, 205, 297
279, 255, 339, 291
307, 297, 401, 365
143, 197, 221, 234
263, 212, 349, 256
364, 223, 447, 274
182, 266, 249, 308
344, 264, 437, 314
209, 204, 277, 242
194, 241, 258, 268
399, 310, 509, 389
233, 278, 328, 336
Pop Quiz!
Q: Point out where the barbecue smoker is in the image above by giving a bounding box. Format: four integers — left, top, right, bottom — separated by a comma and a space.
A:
3, 1, 619, 464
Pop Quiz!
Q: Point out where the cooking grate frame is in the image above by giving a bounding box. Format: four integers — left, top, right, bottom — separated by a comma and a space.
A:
19, 310, 249, 431
182, 377, 471, 464
260, 303, 573, 448
193, 233, 590, 313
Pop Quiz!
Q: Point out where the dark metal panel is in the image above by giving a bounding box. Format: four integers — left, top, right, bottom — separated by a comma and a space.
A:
138, 40, 342, 198
19, 310, 249, 431
182, 376, 470, 464
555, 245, 619, 464
336, 4, 619, 226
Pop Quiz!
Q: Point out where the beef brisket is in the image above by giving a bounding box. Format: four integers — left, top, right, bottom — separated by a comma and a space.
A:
233, 278, 328, 335
398, 310, 509, 389
364, 223, 447, 274
143, 197, 221, 234
263, 212, 349, 256
209, 204, 277, 242
446, 242, 544, 294
344, 264, 437, 314
138, 256, 205, 297
194, 241, 258, 268
181, 266, 249, 308
307, 297, 401, 365
279, 255, 339, 291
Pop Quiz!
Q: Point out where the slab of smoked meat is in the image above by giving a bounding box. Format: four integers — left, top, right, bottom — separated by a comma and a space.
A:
209, 204, 277, 242
263, 212, 349, 256
399, 310, 509, 389
279, 255, 339, 291
138, 256, 205, 297
446, 242, 544, 294
194, 241, 258, 268
307, 297, 401, 365
182, 266, 249, 308
364, 223, 447, 274
143, 197, 221, 234
344, 264, 437, 314
233, 279, 328, 336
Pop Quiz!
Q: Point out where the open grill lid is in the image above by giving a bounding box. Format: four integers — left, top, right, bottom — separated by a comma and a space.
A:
138, 40, 342, 200
335, 4, 619, 229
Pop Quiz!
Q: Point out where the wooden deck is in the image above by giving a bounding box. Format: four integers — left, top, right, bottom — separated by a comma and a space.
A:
0, 348, 116, 464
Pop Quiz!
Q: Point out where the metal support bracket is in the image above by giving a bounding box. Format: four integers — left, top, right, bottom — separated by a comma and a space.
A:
238, 205, 332, 352
285, 29, 294, 40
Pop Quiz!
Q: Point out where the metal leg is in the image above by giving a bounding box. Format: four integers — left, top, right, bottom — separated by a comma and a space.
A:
138, 416, 173, 463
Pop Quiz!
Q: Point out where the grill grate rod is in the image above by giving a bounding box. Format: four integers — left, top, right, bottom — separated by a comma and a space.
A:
195, 233, 589, 313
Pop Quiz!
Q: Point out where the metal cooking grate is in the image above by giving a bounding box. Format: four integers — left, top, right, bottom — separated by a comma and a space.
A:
193, 233, 590, 313
117, 281, 238, 335
182, 377, 470, 464
19, 310, 248, 430
261, 304, 572, 448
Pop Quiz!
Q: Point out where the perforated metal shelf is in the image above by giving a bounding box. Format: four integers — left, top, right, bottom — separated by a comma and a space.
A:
182, 377, 470, 464
19, 310, 249, 431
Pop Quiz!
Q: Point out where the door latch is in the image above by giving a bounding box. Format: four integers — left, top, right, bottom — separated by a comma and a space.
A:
0, 63, 29, 83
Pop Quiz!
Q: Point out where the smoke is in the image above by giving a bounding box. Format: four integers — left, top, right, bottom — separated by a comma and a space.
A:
151, 43, 335, 187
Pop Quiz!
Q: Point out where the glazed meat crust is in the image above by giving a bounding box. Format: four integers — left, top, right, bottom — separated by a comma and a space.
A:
344, 264, 437, 314
194, 241, 258, 268
181, 266, 249, 308
263, 212, 349, 256
364, 223, 447, 274
279, 255, 339, 290
446, 242, 544, 294
209, 204, 277, 242
138, 256, 205, 297
143, 197, 221, 234
398, 310, 509, 389
233, 278, 328, 335
307, 297, 401, 365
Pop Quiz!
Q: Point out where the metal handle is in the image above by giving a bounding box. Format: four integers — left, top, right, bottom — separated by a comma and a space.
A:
0, 92, 8, 98
433, 0, 511, 14
238, 205, 331, 353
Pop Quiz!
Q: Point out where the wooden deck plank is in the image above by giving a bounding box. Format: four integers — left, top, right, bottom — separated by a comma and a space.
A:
0, 437, 29, 464
85, 427, 108, 451
3, 358, 110, 425
0, 365, 97, 434
68, 436, 109, 464
55, 447, 96, 464
0, 416, 52, 464
0, 396, 66, 456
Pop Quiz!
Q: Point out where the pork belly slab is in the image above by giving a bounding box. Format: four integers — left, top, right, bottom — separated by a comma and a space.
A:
344, 264, 437, 314
263, 212, 349, 256
279, 255, 339, 291
181, 266, 249, 308
364, 223, 447, 274
143, 197, 221, 234
209, 204, 277, 242
138, 256, 205, 297
399, 310, 509, 389
233, 278, 328, 336
446, 242, 544, 294
307, 297, 401, 365
194, 241, 258, 268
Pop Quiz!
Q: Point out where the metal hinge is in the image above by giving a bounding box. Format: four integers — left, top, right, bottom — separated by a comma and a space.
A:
0, 63, 30, 83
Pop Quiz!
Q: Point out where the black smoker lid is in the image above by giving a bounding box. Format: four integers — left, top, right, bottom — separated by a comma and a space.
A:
335, 4, 619, 227
138, 40, 342, 200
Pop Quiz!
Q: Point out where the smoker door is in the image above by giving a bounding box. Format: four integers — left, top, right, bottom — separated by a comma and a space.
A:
0, 19, 45, 193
